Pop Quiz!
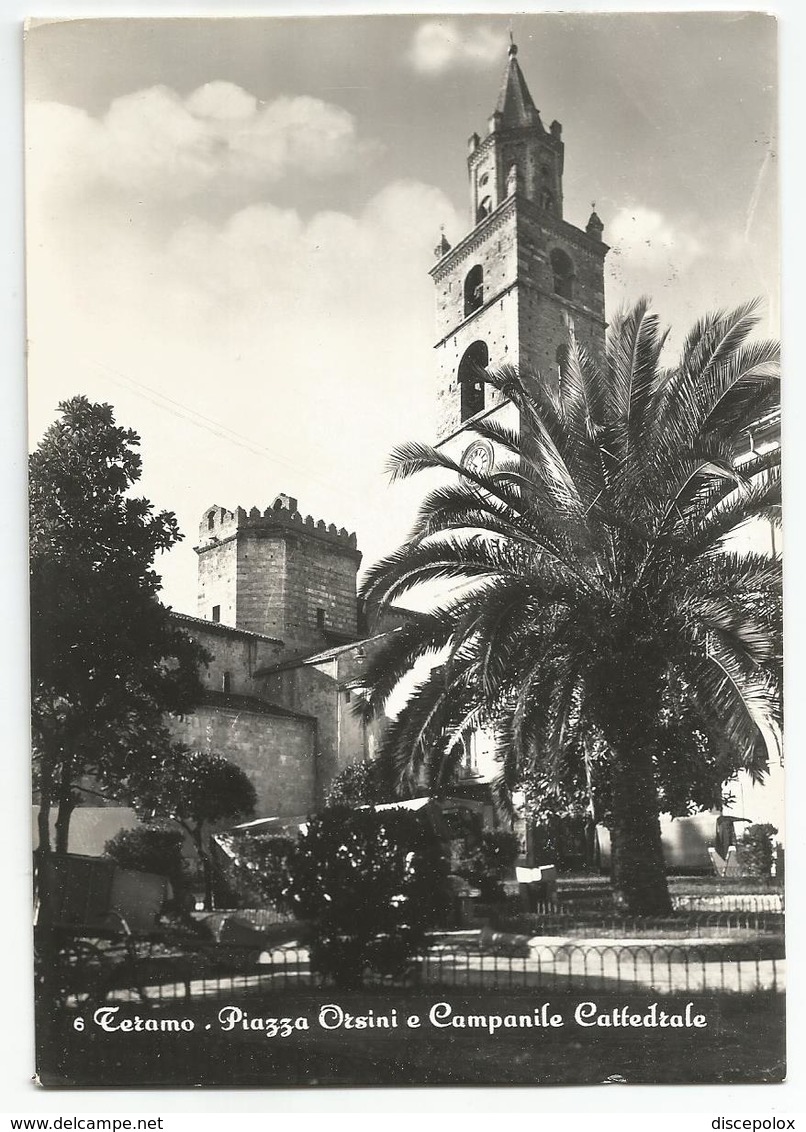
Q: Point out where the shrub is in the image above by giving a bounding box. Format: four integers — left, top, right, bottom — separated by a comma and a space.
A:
217, 833, 297, 909
279, 805, 449, 988
105, 825, 185, 879
455, 829, 520, 901
737, 823, 779, 878
324, 760, 397, 808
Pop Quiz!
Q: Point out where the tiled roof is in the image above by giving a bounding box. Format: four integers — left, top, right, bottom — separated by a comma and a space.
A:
196, 689, 315, 723
172, 611, 283, 646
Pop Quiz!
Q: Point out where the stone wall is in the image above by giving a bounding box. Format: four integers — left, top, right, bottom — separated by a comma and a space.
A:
169, 702, 317, 818
174, 615, 283, 696
330, 647, 389, 777
468, 127, 565, 224
431, 194, 606, 445
516, 199, 607, 378
261, 665, 338, 797
196, 500, 361, 656
234, 531, 289, 642
282, 533, 359, 651
432, 199, 520, 442
260, 636, 395, 799
197, 529, 238, 627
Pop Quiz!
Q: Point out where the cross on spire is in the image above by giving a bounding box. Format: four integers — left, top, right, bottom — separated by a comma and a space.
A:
495, 34, 539, 128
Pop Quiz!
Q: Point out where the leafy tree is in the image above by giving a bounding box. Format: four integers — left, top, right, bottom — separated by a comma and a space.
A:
355, 301, 781, 915
29, 396, 208, 855
324, 760, 398, 808
278, 805, 448, 988
104, 825, 185, 878
130, 748, 257, 910
519, 685, 743, 869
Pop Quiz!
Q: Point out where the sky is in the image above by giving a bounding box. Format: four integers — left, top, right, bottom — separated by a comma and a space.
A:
24, 12, 779, 615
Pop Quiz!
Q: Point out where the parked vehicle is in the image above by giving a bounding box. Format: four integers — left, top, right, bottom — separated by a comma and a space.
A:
595, 811, 751, 874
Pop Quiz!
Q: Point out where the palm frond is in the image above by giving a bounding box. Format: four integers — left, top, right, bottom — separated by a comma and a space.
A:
686, 642, 781, 776
355, 297, 781, 836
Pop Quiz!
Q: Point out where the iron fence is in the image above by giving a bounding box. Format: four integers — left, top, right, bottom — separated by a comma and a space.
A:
49, 936, 784, 1008
493, 909, 783, 938
669, 893, 784, 914
493, 893, 784, 919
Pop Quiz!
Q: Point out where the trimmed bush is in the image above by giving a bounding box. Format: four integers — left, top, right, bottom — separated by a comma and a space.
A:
105, 826, 184, 878
737, 823, 778, 878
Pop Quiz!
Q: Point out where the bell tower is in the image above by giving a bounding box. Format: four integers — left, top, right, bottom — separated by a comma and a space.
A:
431, 40, 608, 447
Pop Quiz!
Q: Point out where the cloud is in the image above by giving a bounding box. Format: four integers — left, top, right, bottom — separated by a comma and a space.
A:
26, 162, 463, 609
607, 206, 704, 278
408, 20, 502, 75
26, 82, 372, 205
152, 180, 461, 328
604, 204, 777, 356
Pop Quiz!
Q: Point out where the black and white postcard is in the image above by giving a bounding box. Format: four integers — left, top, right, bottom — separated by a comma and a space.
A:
24, 12, 784, 1089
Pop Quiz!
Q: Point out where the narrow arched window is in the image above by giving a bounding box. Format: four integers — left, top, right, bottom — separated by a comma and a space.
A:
476, 196, 492, 223
550, 249, 575, 300
463, 265, 484, 317
541, 189, 555, 214
458, 340, 489, 421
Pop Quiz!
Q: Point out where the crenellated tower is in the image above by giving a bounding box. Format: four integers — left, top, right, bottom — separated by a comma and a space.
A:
195, 493, 361, 657
431, 40, 608, 450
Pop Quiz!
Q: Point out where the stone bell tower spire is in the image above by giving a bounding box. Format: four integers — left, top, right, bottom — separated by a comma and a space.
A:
467, 37, 565, 227
430, 38, 608, 447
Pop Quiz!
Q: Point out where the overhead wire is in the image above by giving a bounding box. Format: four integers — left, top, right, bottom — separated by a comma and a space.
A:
87, 356, 371, 513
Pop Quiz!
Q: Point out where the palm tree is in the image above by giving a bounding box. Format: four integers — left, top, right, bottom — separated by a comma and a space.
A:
356, 300, 781, 915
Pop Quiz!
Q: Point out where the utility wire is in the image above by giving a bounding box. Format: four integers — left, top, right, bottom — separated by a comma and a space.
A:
88, 356, 370, 514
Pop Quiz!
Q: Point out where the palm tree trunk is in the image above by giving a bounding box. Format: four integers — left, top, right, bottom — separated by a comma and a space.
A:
609, 746, 671, 916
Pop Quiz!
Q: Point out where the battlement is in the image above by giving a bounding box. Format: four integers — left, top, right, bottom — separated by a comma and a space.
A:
197, 494, 359, 555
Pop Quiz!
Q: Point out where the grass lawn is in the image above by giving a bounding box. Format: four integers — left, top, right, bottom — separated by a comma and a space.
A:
38, 988, 785, 1088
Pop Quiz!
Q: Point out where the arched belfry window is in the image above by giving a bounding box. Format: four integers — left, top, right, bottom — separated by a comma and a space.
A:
458, 340, 489, 422
550, 249, 575, 300
476, 196, 492, 223
463, 265, 484, 317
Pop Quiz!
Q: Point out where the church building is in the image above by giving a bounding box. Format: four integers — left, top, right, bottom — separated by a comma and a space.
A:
46, 38, 781, 851
166, 493, 411, 818
169, 39, 781, 828
164, 39, 613, 821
